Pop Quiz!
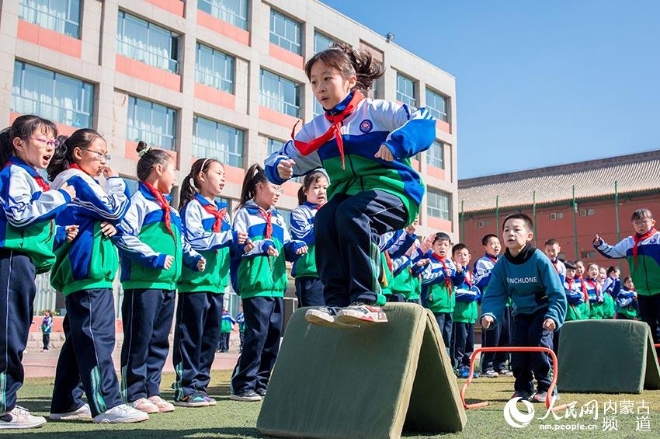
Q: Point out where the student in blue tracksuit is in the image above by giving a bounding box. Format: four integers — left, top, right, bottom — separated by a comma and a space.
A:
47, 129, 147, 424
474, 234, 511, 377
481, 213, 567, 404
229, 164, 307, 402
291, 169, 329, 307
414, 232, 465, 352
173, 158, 245, 407
0, 115, 74, 429
115, 142, 205, 414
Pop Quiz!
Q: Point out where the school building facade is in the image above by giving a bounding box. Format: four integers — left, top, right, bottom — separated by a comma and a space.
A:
458, 150, 660, 276
0, 0, 458, 316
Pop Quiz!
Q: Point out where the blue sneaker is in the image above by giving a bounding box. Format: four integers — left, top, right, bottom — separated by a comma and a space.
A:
173, 392, 210, 407
459, 366, 470, 379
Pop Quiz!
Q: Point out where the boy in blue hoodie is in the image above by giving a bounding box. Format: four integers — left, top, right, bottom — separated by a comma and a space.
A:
481, 213, 566, 403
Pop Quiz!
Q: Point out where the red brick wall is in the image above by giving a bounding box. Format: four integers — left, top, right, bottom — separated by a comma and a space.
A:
460, 193, 660, 277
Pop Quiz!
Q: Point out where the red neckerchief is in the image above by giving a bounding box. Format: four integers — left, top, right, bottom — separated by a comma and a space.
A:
575, 275, 589, 302
430, 252, 453, 293
258, 207, 272, 239
486, 254, 498, 264
291, 90, 365, 170
5, 158, 51, 191
585, 278, 600, 300
201, 200, 227, 233
633, 228, 656, 266
143, 182, 174, 237
464, 269, 472, 288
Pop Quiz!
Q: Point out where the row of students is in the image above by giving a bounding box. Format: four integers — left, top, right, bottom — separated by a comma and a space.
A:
0, 115, 312, 429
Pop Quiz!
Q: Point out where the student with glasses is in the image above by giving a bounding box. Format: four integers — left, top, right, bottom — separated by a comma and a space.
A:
0, 115, 75, 429
46, 129, 148, 424
594, 208, 660, 341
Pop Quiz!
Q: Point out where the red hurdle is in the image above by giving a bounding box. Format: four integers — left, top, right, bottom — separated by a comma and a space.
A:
460, 346, 565, 412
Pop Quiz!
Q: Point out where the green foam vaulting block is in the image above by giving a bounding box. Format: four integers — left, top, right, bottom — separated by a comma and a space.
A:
257, 303, 466, 438
557, 319, 660, 394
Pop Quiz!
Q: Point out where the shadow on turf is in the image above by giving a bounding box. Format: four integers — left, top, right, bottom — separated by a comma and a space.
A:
9, 428, 264, 438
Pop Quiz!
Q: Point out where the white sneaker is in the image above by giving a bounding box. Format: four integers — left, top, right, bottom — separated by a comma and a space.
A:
0, 406, 47, 429
50, 403, 92, 421
147, 395, 175, 413
93, 404, 149, 424
127, 397, 159, 414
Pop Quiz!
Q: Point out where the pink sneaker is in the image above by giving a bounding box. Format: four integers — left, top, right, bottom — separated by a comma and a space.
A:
127, 398, 159, 414
148, 395, 175, 413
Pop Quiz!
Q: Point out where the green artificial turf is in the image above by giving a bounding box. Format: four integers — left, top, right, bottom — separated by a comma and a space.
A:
7, 371, 660, 438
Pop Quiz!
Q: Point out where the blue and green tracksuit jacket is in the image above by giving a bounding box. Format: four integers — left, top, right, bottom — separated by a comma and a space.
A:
49, 169, 130, 295
178, 194, 233, 294
264, 93, 436, 225
0, 157, 70, 273
114, 183, 202, 290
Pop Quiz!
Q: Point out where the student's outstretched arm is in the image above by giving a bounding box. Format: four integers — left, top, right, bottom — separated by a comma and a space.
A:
2, 169, 70, 227
593, 235, 633, 259
114, 202, 168, 269
264, 129, 324, 185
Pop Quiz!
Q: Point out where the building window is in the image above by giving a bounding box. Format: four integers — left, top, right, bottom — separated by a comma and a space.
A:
127, 96, 177, 151
314, 31, 336, 53
579, 208, 595, 217
195, 43, 234, 93
198, 0, 249, 31
427, 189, 451, 220
12, 61, 93, 128
396, 73, 416, 107
260, 69, 300, 117
425, 88, 449, 122
267, 138, 285, 156
269, 9, 301, 55
193, 116, 244, 168
477, 220, 489, 229
549, 212, 564, 220
19, 0, 81, 38
426, 141, 444, 169
581, 250, 596, 259
117, 11, 180, 73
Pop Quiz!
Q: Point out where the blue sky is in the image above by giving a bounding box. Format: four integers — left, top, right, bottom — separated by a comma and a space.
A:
321, 0, 660, 179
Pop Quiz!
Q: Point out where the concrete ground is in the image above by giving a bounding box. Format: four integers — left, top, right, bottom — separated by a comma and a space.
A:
23, 331, 241, 378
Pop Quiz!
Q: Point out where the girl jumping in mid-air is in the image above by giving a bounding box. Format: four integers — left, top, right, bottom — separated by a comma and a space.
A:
265, 43, 436, 326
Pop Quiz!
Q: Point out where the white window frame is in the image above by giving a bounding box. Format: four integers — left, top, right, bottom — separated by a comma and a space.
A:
127, 96, 177, 151
195, 43, 235, 93
427, 189, 451, 220
396, 73, 416, 107
198, 0, 249, 30
269, 9, 302, 55
12, 61, 94, 128
19, 0, 81, 38
426, 141, 444, 169
260, 69, 300, 117
192, 116, 244, 168
117, 11, 180, 73
425, 88, 449, 122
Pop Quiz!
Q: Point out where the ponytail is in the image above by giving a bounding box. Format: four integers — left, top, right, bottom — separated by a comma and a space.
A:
136, 141, 171, 182
239, 163, 268, 207
179, 158, 221, 208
